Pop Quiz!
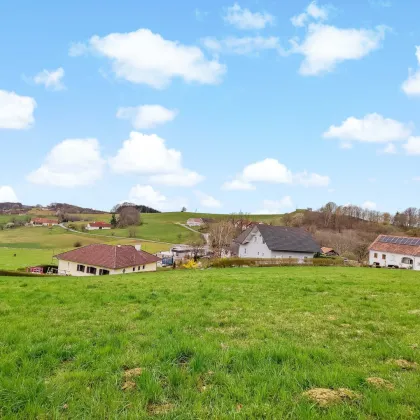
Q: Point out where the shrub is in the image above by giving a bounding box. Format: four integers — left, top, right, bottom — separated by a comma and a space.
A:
182, 259, 199, 269
312, 258, 344, 266
73, 241, 82, 248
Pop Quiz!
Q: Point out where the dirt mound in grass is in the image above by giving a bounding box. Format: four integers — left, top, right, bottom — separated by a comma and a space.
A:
303, 388, 360, 407
121, 380, 136, 391
366, 377, 394, 390
389, 359, 418, 370
147, 403, 174, 415
124, 367, 143, 378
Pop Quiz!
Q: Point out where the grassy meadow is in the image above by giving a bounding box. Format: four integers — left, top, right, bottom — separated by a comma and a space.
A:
0, 227, 170, 270
0, 267, 419, 418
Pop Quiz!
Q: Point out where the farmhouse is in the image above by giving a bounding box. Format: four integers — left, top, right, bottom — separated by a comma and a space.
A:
187, 218, 204, 227
321, 247, 340, 257
55, 244, 160, 276
369, 235, 420, 270
232, 225, 321, 261
31, 218, 59, 227
86, 221, 112, 231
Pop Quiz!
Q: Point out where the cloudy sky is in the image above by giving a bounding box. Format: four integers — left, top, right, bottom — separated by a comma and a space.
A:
1, 0, 419, 214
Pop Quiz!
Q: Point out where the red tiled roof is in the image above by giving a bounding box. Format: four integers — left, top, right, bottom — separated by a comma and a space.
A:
321, 247, 334, 254
55, 244, 161, 269
187, 218, 203, 223
369, 235, 420, 257
89, 222, 112, 228
32, 218, 58, 224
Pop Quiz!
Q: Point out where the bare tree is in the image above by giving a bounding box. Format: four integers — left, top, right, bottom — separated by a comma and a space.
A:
118, 207, 140, 228
208, 220, 238, 258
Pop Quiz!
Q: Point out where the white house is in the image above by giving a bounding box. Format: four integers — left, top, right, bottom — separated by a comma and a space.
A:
55, 244, 160, 276
369, 235, 420, 270
231, 225, 321, 261
186, 218, 204, 227
31, 218, 59, 227
86, 222, 112, 231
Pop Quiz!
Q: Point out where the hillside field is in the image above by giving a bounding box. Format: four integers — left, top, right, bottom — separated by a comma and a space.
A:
0, 267, 419, 418
0, 227, 170, 270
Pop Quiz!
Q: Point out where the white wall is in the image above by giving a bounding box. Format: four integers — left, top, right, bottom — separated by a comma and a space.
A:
86, 226, 111, 231
58, 260, 157, 276
369, 250, 420, 270
237, 229, 315, 261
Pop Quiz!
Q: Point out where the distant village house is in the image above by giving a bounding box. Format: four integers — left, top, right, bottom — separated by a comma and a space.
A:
186, 218, 204, 227
55, 244, 160, 276
232, 225, 321, 261
31, 218, 59, 227
86, 222, 112, 231
369, 235, 420, 270
321, 247, 340, 257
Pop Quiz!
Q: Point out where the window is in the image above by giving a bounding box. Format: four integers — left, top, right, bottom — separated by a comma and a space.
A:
143, 265, 145, 269
87, 266, 97, 275
77, 264, 85, 273
402, 257, 413, 265
382, 254, 386, 260
123, 269, 126, 274
99, 269, 110, 275
133, 267, 135, 272
374, 253, 378, 258
138, 266, 141, 270
257, 252, 260, 256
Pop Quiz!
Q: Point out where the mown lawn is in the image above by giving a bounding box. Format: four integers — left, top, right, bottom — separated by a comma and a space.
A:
0, 267, 419, 418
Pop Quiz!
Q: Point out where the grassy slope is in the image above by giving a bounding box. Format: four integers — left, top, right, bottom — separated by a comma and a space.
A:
0, 227, 170, 270
0, 267, 419, 418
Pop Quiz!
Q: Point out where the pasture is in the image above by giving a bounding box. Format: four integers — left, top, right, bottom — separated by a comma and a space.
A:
0, 267, 419, 418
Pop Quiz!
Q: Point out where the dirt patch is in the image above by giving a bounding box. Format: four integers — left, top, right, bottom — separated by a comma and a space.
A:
366, 377, 394, 390
124, 367, 143, 378
303, 388, 360, 407
408, 309, 420, 315
327, 315, 337, 321
121, 380, 136, 391
389, 359, 418, 370
341, 323, 351, 328
147, 403, 174, 415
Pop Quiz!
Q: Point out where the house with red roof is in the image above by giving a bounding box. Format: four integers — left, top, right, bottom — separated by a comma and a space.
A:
55, 244, 161, 276
86, 221, 112, 231
369, 235, 420, 270
31, 218, 59, 227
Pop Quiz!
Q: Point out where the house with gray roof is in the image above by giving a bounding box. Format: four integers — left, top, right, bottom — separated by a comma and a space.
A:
231, 225, 321, 261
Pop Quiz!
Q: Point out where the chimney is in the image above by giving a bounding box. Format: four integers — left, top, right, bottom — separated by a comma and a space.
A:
135, 244, 142, 251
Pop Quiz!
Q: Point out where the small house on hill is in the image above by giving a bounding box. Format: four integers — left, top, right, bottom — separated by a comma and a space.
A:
321, 247, 339, 257
31, 218, 58, 227
187, 218, 204, 227
55, 244, 161, 276
232, 225, 321, 261
86, 222, 112, 230
369, 235, 420, 270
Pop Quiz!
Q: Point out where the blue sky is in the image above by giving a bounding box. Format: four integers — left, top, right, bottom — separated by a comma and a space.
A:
1, 0, 420, 214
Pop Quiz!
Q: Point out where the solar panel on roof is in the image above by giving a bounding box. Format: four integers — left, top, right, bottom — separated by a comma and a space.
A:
377, 235, 420, 246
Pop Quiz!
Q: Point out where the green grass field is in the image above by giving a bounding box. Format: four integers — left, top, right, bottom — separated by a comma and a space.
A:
0, 227, 170, 270
0, 267, 419, 418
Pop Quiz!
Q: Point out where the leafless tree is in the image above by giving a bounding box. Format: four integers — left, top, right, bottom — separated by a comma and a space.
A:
208, 220, 238, 258
118, 207, 140, 228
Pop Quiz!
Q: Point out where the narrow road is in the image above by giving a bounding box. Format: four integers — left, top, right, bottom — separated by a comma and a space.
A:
57, 223, 174, 246
176, 223, 211, 252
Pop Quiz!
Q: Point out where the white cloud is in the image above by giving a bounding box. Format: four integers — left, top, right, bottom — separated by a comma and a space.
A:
255, 196, 294, 214
116, 105, 178, 129
27, 138, 104, 187
224, 3, 274, 30
363, 201, 377, 210
222, 179, 256, 191
381, 143, 397, 154
202, 36, 281, 55
149, 170, 204, 187
33, 68, 65, 91
403, 136, 420, 155
290, 24, 387, 75
194, 8, 209, 21
195, 191, 222, 208
225, 158, 330, 190
291, 2, 329, 27
242, 159, 293, 183
0, 186, 18, 202
293, 171, 330, 187
109, 132, 203, 187
110, 132, 182, 174
413, 176, 420, 182
128, 185, 188, 211
324, 113, 411, 144
72, 29, 226, 89
69, 42, 88, 57
402, 46, 420, 96
340, 142, 353, 149
0, 89, 36, 129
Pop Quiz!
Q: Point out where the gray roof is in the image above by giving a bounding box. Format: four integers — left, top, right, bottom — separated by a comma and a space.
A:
234, 225, 321, 253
